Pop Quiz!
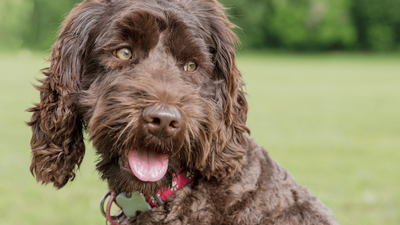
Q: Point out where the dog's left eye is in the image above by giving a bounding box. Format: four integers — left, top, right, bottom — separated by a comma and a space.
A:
114, 48, 132, 60
184, 62, 197, 72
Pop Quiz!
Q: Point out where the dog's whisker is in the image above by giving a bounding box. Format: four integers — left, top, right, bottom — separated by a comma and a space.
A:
116, 112, 136, 142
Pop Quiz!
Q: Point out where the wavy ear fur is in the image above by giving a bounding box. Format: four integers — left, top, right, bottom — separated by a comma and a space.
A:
27, 0, 101, 188
201, 1, 250, 180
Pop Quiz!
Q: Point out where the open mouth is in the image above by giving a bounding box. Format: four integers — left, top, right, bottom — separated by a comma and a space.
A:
127, 148, 169, 182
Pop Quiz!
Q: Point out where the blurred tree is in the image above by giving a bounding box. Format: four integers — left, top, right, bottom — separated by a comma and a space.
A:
0, 0, 79, 50
0, 0, 399, 52
222, 0, 357, 50
219, 0, 274, 49
0, 0, 34, 50
24, 0, 81, 49
351, 0, 400, 51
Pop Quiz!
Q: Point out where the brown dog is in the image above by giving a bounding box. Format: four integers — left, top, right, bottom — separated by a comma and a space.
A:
28, 0, 338, 224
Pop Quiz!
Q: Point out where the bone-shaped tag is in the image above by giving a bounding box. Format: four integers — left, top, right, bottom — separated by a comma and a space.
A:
116, 192, 151, 217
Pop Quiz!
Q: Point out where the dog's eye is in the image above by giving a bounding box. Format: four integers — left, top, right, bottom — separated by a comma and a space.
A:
184, 62, 197, 72
115, 48, 132, 60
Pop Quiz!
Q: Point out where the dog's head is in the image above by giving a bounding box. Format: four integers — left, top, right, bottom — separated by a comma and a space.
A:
28, 0, 249, 193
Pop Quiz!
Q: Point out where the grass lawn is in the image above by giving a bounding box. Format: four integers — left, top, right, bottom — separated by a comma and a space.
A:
0, 51, 399, 224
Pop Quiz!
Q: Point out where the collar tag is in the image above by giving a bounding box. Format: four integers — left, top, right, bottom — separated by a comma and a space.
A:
116, 192, 151, 217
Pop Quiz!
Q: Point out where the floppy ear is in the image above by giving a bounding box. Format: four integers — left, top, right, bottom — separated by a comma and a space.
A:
201, 2, 250, 180
27, 0, 102, 188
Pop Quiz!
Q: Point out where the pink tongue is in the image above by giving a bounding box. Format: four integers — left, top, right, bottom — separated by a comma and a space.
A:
128, 149, 168, 182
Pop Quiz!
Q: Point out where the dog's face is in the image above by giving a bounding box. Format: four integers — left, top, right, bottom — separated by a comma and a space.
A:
28, 0, 249, 194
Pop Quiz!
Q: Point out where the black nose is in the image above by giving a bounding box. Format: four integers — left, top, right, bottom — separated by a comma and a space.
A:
142, 104, 182, 138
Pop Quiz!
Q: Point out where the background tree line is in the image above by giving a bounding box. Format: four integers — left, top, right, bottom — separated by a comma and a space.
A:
1, 0, 399, 52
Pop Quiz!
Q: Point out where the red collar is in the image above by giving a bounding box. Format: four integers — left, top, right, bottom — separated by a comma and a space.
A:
146, 169, 196, 207
101, 169, 196, 225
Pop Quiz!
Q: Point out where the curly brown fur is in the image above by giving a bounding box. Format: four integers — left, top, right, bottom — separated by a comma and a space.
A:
28, 0, 338, 224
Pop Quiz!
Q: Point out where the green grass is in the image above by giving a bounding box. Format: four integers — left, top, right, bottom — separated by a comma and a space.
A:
1, 51, 399, 224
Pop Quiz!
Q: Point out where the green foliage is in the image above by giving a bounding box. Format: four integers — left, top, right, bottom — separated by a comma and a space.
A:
351, 0, 400, 51
219, 0, 273, 49
25, 0, 81, 50
0, 0, 79, 50
0, 0, 400, 51
222, 0, 357, 50
367, 24, 395, 51
222, 0, 400, 51
0, 0, 34, 50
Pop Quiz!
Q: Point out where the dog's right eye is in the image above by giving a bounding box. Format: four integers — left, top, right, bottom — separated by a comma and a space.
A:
114, 48, 132, 60
184, 62, 197, 72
